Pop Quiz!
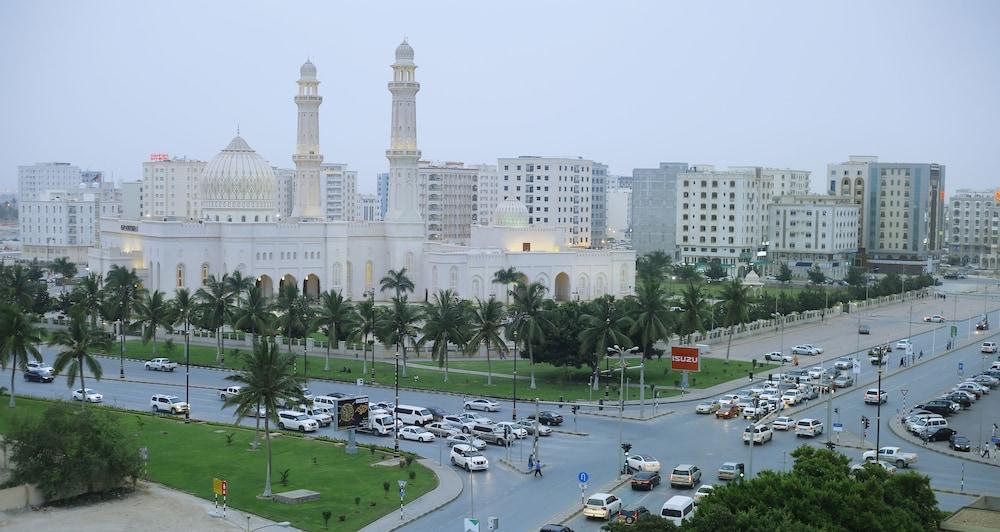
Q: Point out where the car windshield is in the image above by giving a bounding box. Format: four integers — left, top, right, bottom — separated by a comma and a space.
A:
586, 498, 606, 506
639, 455, 654, 461
166, 397, 180, 404
721, 465, 734, 471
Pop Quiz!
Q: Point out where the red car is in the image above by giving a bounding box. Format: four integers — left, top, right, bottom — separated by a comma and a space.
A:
715, 405, 741, 419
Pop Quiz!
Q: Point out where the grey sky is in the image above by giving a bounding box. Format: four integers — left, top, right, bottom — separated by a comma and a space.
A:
1, 1, 998, 195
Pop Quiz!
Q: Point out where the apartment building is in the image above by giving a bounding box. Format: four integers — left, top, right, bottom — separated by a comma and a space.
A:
631, 162, 688, 258
767, 195, 859, 279
475, 164, 499, 226
358, 193, 379, 221
948, 189, 999, 268
592, 162, 608, 247
418, 160, 479, 243
320, 163, 358, 221
498, 156, 593, 247
140, 156, 207, 219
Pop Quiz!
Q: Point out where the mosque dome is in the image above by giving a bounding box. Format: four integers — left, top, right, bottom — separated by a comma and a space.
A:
394, 39, 414, 63
201, 136, 276, 220
493, 198, 530, 229
300, 60, 317, 80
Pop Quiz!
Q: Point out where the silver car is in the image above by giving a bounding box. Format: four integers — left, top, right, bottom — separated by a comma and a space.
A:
833, 375, 854, 388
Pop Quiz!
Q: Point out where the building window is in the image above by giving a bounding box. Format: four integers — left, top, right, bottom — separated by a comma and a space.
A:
201, 263, 210, 285
176, 264, 185, 289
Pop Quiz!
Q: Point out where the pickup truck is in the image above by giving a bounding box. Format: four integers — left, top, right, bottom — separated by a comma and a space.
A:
862, 447, 917, 468
218, 386, 243, 400
144, 358, 178, 371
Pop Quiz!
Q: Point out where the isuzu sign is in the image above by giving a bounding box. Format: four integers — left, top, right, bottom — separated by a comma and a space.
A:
671, 346, 701, 372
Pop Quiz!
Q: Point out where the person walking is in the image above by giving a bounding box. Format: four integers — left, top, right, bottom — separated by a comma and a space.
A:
534, 459, 543, 477
528, 453, 534, 470
983, 442, 991, 459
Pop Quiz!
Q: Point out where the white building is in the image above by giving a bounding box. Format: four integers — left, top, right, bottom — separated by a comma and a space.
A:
139, 156, 207, 220
120, 181, 142, 221
475, 164, 499, 226
90, 42, 634, 303
767, 195, 859, 279
605, 179, 631, 243
20, 185, 120, 264
947, 189, 999, 268
418, 160, 479, 243
274, 167, 295, 219
18, 162, 85, 201
358, 193, 379, 221
320, 163, 358, 221
827, 155, 877, 251
591, 162, 608, 248
497, 156, 593, 248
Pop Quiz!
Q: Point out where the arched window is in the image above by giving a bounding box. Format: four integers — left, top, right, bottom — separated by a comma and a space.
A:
176, 264, 185, 289
201, 263, 210, 285
619, 264, 628, 292
405, 252, 414, 272
449, 266, 459, 290
365, 261, 373, 290
332, 262, 342, 287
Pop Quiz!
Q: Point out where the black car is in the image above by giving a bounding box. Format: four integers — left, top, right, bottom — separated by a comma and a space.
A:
949, 434, 972, 452
615, 506, 651, 525
922, 427, 957, 442
977, 320, 989, 331
529, 410, 563, 426
917, 401, 953, 417
630, 471, 661, 491
858, 324, 871, 335
23, 369, 54, 383
539, 526, 574, 532
942, 392, 972, 408
426, 406, 448, 421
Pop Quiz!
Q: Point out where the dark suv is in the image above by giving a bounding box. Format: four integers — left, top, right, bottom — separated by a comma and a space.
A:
529, 410, 564, 426
917, 400, 953, 417
23, 369, 54, 383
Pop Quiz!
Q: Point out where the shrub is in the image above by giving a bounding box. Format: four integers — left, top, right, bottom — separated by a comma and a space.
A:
382, 480, 390, 498
322, 510, 332, 529
408, 470, 416, 480
279, 468, 290, 486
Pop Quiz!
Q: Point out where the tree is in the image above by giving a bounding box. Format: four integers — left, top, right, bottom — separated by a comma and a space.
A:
6, 402, 142, 499
273, 283, 308, 354
50, 257, 77, 291
673, 264, 702, 283
225, 270, 254, 305
354, 297, 378, 377
104, 265, 143, 371
313, 290, 354, 372
807, 265, 826, 285
221, 339, 308, 498
705, 260, 727, 282
630, 282, 672, 360
49, 311, 110, 408
492, 267, 522, 306
675, 284, 710, 343
845, 265, 865, 287
135, 289, 172, 356
196, 274, 234, 364
0, 305, 43, 407
510, 281, 549, 389
379, 268, 415, 299
377, 295, 422, 378
2, 264, 37, 310
720, 279, 750, 364
776, 263, 793, 283
232, 285, 273, 347
636, 251, 669, 286
580, 296, 634, 390
466, 297, 507, 385
422, 289, 470, 382
74, 273, 104, 328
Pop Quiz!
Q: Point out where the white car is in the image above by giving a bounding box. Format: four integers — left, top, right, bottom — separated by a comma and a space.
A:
864, 389, 887, 404
494, 421, 528, 439
626, 454, 661, 472
771, 416, 796, 431
515, 419, 552, 436
791, 345, 819, 356
895, 339, 912, 350
72, 388, 103, 402
424, 421, 460, 438
276, 410, 319, 432
923, 315, 945, 323
764, 351, 791, 362
982, 342, 998, 354
743, 424, 773, 444
693, 484, 714, 505
781, 389, 803, 405
150, 394, 189, 415
442, 415, 477, 432
450, 444, 489, 471
144, 358, 178, 371
583, 492, 622, 521
447, 433, 487, 450
398, 426, 435, 442
464, 398, 500, 412
801, 344, 824, 354
834, 357, 858, 370
27, 361, 55, 375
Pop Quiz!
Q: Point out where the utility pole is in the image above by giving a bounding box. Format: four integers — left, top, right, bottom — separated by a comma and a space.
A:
639, 363, 645, 418
607, 344, 639, 470
533, 398, 540, 462
875, 364, 883, 454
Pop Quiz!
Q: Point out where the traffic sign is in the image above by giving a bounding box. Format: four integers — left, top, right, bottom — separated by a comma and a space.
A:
578, 471, 589, 483
833, 423, 843, 432
356, 378, 364, 386
464, 518, 480, 532
212, 478, 224, 496
852, 359, 861, 375
959, 362, 964, 371
579, 482, 588, 490
951, 325, 958, 338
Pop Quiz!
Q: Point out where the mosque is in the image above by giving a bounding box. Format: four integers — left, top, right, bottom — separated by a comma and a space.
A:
89, 41, 635, 303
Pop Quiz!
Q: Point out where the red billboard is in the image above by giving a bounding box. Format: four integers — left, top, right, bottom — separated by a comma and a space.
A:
671, 346, 701, 372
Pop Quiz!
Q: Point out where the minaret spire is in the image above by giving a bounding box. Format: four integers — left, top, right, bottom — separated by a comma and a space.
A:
291, 59, 323, 220
384, 39, 422, 224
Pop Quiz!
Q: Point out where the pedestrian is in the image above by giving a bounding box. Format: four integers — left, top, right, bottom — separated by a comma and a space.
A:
534, 459, 543, 477
528, 453, 534, 469
983, 443, 991, 459
899, 357, 905, 368
919, 350, 924, 359
992, 423, 998, 440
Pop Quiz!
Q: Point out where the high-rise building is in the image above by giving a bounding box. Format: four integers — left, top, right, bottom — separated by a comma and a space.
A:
120, 181, 141, 220
17, 162, 85, 201
358, 194, 379, 221
767, 195, 859, 279
631, 162, 688, 258
947, 189, 999, 268
139, 156, 207, 219
274, 167, 295, 219
475, 164, 499, 226
591, 162, 608, 248
606, 179, 631, 243
827, 155, 877, 252
497, 156, 593, 247
418, 161, 478, 243
320, 163, 358, 221
377, 172, 390, 220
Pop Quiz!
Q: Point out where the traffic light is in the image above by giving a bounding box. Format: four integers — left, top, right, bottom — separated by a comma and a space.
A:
621, 442, 632, 455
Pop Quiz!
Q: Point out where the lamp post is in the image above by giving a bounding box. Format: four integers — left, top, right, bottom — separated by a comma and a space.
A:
394, 350, 400, 453
875, 363, 883, 454
507, 310, 523, 421
370, 288, 376, 382
748, 396, 759, 479
607, 344, 639, 472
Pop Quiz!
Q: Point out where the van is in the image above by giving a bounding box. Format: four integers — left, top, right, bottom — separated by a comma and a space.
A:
660, 495, 696, 525
394, 405, 434, 426
312, 395, 340, 409
914, 417, 948, 436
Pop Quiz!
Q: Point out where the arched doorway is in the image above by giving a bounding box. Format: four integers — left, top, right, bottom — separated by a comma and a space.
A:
554, 272, 570, 302
304, 274, 320, 299
256, 275, 274, 298
577, 274, 590, 301
279, 274, 297, 293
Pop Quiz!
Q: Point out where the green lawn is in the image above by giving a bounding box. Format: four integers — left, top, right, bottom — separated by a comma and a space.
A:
0, 397, 435, 531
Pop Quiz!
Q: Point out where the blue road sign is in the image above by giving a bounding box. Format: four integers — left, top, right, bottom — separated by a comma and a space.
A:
578, 471, 589, 483
959, 362, 964, 371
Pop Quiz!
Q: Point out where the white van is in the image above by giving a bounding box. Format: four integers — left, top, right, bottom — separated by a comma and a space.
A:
394, 405, 434, 426
313, 395, 340, 409
661, 495, 696, 525
914, 416, 948, 436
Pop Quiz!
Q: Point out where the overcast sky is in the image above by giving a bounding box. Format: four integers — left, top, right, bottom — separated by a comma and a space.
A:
1, 1, 998, 195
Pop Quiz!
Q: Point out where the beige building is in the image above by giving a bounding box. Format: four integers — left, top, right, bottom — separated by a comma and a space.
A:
140, 156, 207, 220
498, 156, 594, 247
948, 189, 1000, 268
418, 160, 479, 243
767, 195, 859, 279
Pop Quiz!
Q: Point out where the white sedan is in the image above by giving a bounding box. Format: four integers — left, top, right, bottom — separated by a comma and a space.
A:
398, 426, 435, 442
494, 421, 528, 439
895, 339, 912, 350
791, 345, 819, 356
464, 398, 500, 412
923, 315, 945, 323
447, 433, 487, 450
764, 351, 792, 362
771, 416, 795, 431
72, 388, 103, 402
626, 454, 661, 472
801, 344, 824, 354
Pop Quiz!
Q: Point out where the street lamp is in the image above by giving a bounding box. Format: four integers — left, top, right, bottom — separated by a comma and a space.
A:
506, 309, 524, 421
394, 349, 400, 453
607, 344, 639, 473
875, 363, 883, 455
363, 288, 376, 381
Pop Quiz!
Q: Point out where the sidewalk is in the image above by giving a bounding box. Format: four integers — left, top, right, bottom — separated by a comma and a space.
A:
359, 458, 463, 532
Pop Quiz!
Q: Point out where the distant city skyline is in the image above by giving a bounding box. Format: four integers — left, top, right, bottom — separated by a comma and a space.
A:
1, 1, 998, 195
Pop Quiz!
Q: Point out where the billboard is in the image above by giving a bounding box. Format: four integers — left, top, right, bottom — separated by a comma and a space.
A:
335, 395, 370, 430
671, 346, 701, 372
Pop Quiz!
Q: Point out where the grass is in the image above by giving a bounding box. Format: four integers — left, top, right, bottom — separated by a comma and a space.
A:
659, 281, 844, 300
0, 397, 435, 531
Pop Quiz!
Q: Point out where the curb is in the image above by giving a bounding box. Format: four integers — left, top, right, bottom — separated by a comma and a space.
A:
544, 474, 633, 527
360, 458, 464, 532
577, 409, 675, 421
550, 428, 589, 437
932, 486, 982, 497
498, 457, 548, 475
888, 406, 1000, 468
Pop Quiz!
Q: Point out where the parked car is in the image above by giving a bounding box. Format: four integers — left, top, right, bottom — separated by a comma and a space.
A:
446, 433, 487, 450
398, 426, 435, 442
717, 462, 744, 481
795, 418, 823, 437
743, 424, 773, 445
615, 506, 650, 525
864, 389, 887, 405
630, 470, 661, 491
923, 315, 945, 323
583, 493, 622, 520
905, 414, 943, 433
450, 444, 488, 471
143, 358, 178, 371
863, 446, 917, 468
772, 416, 796, 431
23, 369, 54, 383
695, 401, 720, 414
150, 394, 189, 415
72, 388, 103, 402
834, 374, 855, 388
515, 419, 552, 436
626, 454, 661, 472
764, 351, 791, 362
464, 398, 500, 412
693, 485, 714, 505
949, 434, 972, 452
528, 411, 564, 425
942, 391, 973, 407
913, 417, 949, 438
922, 427, 957, 442
276, 410, 319, 432
916, 400, 954, 417
669, 464, 702, 488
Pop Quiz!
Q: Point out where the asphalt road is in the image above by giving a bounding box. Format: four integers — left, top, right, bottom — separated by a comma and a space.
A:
13, 278, 1000, 532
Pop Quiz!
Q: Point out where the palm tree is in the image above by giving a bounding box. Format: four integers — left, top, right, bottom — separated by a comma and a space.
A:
354, 298, 378, 377
232, 286, 273, 347
492, 267, 522, 306
171, 288, 196, 416
312, 290, 353, 372
580, 296, 634, 390
74, 273, 103, 328
105, 265, 143, 376
48, 311, 110, 409
720, 279, 751, 364
630, 282, 672, 359
135, 290, 172, 357
377, 295, 422, 378
0, 305, 43, 407
50, 257, 77, 292
226, 270, 254, 305
422, 289, 470, 382
466, 297, 507, 385
273, 283, 307, 355
195, 274, 234, 364
676, 283, 710, 344
510, 281, 548, 389
4, 264, 35, 310
221, 339, 307, 498
379, 268, 415, 299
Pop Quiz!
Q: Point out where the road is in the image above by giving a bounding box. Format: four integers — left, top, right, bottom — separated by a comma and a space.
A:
14, 278, 1000, 532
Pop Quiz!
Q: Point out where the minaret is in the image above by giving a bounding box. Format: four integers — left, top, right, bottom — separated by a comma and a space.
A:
384, 40, 422, 223
291, 60, 323, 220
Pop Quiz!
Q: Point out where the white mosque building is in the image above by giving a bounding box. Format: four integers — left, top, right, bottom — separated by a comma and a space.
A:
89, 41, 635, 302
